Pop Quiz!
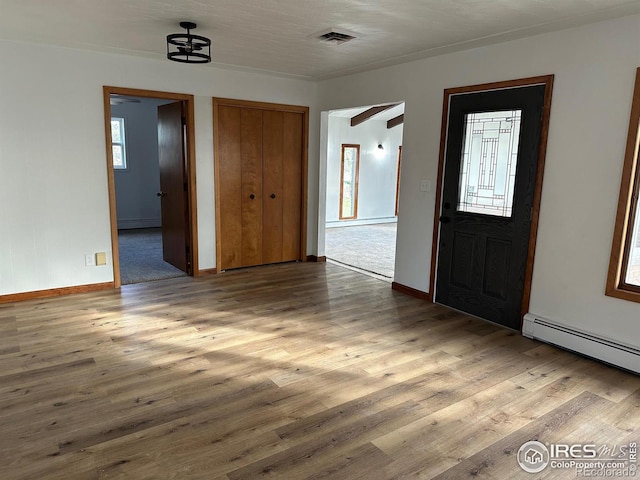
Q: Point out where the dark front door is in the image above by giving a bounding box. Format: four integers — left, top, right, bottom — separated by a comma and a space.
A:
157, 101, 191, 274
436, 85, 546, 329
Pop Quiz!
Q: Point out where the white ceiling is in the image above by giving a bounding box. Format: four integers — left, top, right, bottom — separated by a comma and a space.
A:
1, 0, 639, 79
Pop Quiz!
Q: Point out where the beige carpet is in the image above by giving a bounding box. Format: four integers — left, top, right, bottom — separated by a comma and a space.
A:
118, 228, 187, 285
325, 223, 397, 278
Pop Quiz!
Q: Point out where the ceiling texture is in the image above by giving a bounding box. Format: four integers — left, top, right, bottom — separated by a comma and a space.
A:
1, 0, 639, 80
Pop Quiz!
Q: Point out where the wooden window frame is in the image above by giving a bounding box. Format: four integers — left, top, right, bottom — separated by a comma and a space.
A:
395, 145, 402, 216
339, 144, 360, 220
606, 67, 640, 303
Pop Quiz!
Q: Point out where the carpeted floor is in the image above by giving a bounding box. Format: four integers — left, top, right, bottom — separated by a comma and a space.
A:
325, 223, 397, 278
118, 228, 187, 285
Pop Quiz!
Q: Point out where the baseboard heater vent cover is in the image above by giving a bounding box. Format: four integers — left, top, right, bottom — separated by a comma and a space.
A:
523, 314, 640, 375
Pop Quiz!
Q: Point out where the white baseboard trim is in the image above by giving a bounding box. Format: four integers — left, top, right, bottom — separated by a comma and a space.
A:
117, 218, 161, 230
326, 217, 398, 228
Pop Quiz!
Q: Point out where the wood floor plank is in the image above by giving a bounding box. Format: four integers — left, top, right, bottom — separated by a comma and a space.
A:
0, 262, 638, 479
303, 442, 393, 480
596, 386, 640, 431
227, 400, 424, 480
430, 391, 614, 479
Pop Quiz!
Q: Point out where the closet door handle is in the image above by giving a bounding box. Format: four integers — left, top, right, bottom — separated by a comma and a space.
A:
270, 193, 276, 199
157, 191, 167, 197
249, 194, 255, 200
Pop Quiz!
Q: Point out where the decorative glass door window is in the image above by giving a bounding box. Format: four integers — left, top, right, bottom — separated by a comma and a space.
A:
457, 110, 522, 217
340, 144, 360, 220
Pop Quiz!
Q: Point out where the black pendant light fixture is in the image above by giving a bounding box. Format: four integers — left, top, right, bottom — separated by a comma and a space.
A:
166, 21, 211, 64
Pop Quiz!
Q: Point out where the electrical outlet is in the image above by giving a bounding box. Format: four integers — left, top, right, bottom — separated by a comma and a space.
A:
95, 252, 107, 266
85, 254, 96, 266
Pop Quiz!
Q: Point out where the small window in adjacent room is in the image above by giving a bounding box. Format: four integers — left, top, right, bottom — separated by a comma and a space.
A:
606, 67, 640, 302
111, 117, 127, 170
395, 146, 402, 216
340, 144, 360, 220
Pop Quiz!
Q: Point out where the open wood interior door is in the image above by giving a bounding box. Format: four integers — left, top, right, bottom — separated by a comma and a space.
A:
158, 101, 192, 274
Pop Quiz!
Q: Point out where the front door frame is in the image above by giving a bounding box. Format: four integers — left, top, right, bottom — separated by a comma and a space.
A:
103, 86, 199, 288
429, 75, 554, 326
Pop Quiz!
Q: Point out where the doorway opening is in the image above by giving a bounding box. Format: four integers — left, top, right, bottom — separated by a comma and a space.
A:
322, 103, 404, 281
103, 87, 198, 288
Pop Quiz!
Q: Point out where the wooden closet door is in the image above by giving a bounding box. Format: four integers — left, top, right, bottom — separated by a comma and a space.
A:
282, 112, 303, 261
240, 108, 264, 267
262, 110, 284, 263
217, 105, 242, 269
262, 110, 303, 263
217, 105, 263, 269
216, 100, 304, 270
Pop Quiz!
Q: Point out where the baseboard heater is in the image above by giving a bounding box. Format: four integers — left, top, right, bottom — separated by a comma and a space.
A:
522, 314, 640, 375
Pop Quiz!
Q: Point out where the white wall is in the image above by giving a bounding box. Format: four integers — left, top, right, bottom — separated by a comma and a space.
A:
111, 98, 170, 230
326, 116, 403, 225
2, 13, 640, 353
0, 39, 317, 295
318, 14, 640, 348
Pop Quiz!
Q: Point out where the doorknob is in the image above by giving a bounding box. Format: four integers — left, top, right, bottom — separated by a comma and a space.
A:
439, 216, 451, 224
157, 191, 167, 197
249, 194, 255, 200
270, 193, 276, 199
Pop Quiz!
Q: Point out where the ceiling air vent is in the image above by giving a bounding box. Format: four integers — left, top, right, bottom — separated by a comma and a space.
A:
317, 30, 357, 45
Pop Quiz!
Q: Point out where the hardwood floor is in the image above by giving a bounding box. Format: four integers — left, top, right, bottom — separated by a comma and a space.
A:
0, 262, 638, 479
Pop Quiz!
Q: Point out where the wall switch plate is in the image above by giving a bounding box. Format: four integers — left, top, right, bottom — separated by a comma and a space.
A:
85, 254, 96, 266
95, 252, 107, 266
420, 179, 432, 192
